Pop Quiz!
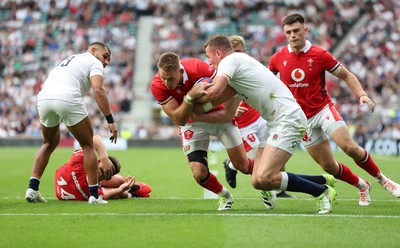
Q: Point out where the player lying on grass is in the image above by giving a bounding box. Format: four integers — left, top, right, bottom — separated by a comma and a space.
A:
55, 135, 152, 202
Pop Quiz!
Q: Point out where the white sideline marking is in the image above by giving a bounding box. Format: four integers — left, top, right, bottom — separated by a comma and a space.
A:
0, 212, 399, 218
3, 196, 400, 202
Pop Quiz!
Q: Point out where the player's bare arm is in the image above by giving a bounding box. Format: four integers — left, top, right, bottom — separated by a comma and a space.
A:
91, 75, 118, 143
194, 80, 237, 115
161, 82, 213, 126
335, 66, 375, 113
192, 94, 241, 123
93, 134, 114, 180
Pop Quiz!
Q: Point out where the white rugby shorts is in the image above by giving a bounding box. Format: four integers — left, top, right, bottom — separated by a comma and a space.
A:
239, 116, 267, 153
37, 99, 88, 127
260, 108, 307, 154
301, 103, 346, 148
180, 121, 242, 156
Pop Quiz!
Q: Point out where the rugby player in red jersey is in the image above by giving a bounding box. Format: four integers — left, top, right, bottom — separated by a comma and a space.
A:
150, 52, 254, 210
269, 13, 400, 205
55, 135, 151, 201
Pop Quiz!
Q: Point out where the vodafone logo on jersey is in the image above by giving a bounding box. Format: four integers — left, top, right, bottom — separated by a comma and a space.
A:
291, 68, 305, 82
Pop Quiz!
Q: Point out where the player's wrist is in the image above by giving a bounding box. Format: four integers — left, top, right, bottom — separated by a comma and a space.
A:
184, 94, 193, 105
105, 114, 114, 124
359, 93, 367, 98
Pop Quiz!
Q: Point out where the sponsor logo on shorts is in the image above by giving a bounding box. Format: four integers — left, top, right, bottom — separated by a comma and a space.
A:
291, 141, 298, 148
272, 134, 278, 140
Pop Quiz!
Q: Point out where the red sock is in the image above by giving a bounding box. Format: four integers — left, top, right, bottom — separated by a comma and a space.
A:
336, 163, 359, 186
355, 150, 380, 177
196, 172, 223, 194
246, 158, 254, 174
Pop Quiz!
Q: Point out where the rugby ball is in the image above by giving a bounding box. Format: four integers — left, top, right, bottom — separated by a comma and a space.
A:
195, 77, 213, 84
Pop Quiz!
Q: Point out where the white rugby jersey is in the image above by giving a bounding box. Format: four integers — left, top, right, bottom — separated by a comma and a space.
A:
38, 52, 104, 103
217, 52, 301, 122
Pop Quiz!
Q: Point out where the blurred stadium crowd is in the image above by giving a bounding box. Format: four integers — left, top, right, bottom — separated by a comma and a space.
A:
0, 0, 399, 144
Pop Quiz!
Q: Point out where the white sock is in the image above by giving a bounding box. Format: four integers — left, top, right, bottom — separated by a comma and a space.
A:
377, 174, 387, 185
228, 161, 237, 171
218, 187, 229, 197
358, 178, 366, 190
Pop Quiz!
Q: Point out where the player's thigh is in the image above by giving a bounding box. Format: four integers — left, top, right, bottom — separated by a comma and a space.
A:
218, 122, 242, 149
68, 116, 94, 148
254, 144, 292, 178
331, 125, 358, 149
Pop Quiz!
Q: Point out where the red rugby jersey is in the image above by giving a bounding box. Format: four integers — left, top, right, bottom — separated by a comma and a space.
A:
55, 149, 104, 201
234, 101, 261, 129
269, 41, 340, 118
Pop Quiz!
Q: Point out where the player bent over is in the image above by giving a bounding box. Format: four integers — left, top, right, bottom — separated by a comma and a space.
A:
151, 52, 254, 210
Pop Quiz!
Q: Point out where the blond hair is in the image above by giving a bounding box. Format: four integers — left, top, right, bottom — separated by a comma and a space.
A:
229, 35, 246, 52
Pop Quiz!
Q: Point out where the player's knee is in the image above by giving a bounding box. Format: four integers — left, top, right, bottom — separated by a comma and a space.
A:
319, 161, 339, 175
340, 143, 360, 157
251, 174, 274, 190
187, 150, 208, 166
187, 150, 209, 180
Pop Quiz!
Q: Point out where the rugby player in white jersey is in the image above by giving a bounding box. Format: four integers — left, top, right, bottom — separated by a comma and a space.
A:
25, 42, 118, 204
195, 34, 336, 214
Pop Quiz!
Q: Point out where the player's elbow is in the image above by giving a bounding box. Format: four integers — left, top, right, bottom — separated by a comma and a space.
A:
93, 87, 106, 97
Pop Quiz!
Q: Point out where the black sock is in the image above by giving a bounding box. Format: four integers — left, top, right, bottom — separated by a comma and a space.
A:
89, 184, 99, 198
28, 178, 40, 191
297, 174, 327, 185
286, 172, 327, 197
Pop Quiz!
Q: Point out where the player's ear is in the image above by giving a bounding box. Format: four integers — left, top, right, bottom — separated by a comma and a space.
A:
89, 46, 97, 54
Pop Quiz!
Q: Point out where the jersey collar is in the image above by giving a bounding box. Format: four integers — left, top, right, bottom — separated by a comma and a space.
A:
181, 64, 189, 85
288, 40, 312, 53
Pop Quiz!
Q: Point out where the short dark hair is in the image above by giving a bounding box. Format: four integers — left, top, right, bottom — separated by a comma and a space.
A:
89, 41, 111, 55
282, 13, 305, 27
108, 156, 121, 175
204, 34, 233, 52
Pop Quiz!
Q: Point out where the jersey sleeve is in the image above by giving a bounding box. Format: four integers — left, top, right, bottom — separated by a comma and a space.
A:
268, 53, 279, 74
196, 60, 216, 79
89, 55, 104, 77
321, 50, 341, 73
216, 56, 236, 79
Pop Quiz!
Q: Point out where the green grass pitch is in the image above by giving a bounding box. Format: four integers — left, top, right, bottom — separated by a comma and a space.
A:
0, 146, 399, 248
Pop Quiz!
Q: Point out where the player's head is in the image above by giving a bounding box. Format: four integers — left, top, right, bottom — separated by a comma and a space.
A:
229, 35, 246, 53
282, 13, 308, 52
88, 41, 111, 68
157, 52, 184, 89
108, 156, 121, 175
97, 155, 121, 181
204, 34, 233, 69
